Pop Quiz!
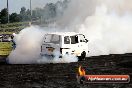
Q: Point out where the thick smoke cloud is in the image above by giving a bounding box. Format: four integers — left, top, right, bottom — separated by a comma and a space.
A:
8, 26, 45, 64
56, 0, 97, 28
8, 0, 132, 63
79, 5, 132, 56
57, 0, 132, 27
56, 0, 132, 56
8, 26, 78, 64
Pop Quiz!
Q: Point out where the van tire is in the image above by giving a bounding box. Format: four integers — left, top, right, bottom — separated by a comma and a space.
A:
78, 51, 86, 61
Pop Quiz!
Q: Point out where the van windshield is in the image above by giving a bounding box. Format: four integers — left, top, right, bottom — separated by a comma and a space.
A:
64, 35, 78, 44
45, 34, 60, 44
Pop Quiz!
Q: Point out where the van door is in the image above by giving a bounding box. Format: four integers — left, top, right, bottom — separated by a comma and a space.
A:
41, 34, 61, 56
78, 34, 88, 53
70, 35, 80, 56
62, 35, 79, 55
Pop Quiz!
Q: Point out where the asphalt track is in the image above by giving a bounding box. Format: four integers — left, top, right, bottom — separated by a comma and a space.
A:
0, 54, 132, 88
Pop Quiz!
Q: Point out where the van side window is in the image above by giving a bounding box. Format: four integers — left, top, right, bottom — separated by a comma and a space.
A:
70, 35, 78, 44
64, 36, 70, 44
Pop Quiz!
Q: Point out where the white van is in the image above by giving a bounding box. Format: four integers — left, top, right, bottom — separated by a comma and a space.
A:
40, 32, 89, 61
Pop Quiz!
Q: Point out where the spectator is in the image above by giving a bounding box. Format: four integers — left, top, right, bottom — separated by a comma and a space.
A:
11, 33, 16, 50
0, 35, 3, 42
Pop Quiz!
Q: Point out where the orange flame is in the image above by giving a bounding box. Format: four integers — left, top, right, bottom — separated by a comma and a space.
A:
78, 66, 86, 76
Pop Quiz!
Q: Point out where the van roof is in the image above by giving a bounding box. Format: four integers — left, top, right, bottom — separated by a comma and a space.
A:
47, 32, 80, 36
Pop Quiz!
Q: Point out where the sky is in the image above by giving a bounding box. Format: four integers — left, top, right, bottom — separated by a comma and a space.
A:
0, 0, 62, 14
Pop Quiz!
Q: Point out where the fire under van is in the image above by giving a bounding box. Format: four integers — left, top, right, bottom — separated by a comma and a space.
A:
40, 32, 89, 61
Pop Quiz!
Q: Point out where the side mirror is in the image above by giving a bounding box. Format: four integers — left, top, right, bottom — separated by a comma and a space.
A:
85, 39, 88, 43
80, 40, 83, 42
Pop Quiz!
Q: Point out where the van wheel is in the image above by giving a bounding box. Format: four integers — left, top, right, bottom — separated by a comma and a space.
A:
78, 51, 86, 61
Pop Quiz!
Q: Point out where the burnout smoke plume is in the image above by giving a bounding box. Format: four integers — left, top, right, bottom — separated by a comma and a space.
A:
57, 0, 132, 56
78, 5, 132, 56
8, 0, 132, 63
8, 26, 78, 64
8, 26, 44, 64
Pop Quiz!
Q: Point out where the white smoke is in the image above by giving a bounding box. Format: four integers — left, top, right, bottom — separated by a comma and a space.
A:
79, 5, 132, 56
8, 26, 78, 64
56, 0, 132, 56
38, 50, 77, 63
8, 0, 132, 63
8, 26, 44, 64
